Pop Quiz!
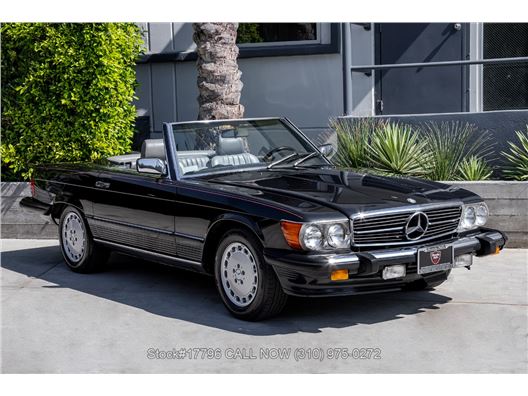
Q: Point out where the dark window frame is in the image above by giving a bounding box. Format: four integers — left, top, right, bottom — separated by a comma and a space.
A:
137, 23, 339, 64
482, 23, 528, 111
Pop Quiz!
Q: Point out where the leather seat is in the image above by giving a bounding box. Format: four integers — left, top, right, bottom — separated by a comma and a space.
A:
210, 136, 259, 167
179, 156, 209, 169
141, 139, 166, 160
178, 153, 210, 174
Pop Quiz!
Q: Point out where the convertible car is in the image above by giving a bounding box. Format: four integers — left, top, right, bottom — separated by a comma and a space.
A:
22, 117, 507, 320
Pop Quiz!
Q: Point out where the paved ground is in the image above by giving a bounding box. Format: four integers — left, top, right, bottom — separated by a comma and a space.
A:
1, 239, 527, 373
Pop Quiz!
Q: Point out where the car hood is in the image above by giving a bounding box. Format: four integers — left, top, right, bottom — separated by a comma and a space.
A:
201, 167, 477, 218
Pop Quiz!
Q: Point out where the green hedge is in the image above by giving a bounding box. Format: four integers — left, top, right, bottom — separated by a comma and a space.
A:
1, 23, 144, 180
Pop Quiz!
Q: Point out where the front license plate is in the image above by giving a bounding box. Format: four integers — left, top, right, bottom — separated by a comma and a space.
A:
417, 244, 454, 274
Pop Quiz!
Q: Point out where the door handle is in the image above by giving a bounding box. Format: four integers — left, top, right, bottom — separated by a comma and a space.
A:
95, 181, 111, 189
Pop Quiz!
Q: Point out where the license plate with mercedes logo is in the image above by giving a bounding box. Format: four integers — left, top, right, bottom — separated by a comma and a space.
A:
417, 244, 454, 274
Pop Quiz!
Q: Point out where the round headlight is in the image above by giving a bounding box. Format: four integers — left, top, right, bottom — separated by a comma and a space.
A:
461, 205, 476, 228
327, 223, 348, 248
475, 203, 489, 226
302, 225, 323, 250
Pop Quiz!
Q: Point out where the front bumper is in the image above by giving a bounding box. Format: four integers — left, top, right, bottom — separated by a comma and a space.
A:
265, 229, 507, 297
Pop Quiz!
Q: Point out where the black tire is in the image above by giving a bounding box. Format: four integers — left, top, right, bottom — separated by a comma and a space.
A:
403, 270, 451, 291
58, 206, 109, 273
214, 229, 288, 321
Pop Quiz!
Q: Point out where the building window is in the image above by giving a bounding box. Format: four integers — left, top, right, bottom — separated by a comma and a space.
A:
137, 23, 338, 63
483, 23, 528, 111
237, 23, 326, 46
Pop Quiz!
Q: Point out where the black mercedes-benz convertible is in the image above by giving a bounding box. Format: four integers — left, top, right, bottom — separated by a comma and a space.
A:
22, 117, 507, 320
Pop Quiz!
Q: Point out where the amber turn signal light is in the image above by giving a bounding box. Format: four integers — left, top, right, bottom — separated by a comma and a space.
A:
494, 246, 501, 255
280, 221, 303, 250
331, 269, 349, 281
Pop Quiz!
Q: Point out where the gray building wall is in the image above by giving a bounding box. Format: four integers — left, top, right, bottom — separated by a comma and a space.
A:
134, 23, 527, 145
134, 23, 344, 141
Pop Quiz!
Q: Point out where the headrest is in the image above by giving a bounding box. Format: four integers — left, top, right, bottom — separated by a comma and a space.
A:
141, 139, 166, 160
217, 136, 245, 156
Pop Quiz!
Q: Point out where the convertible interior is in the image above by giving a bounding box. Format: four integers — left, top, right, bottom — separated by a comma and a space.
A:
107, 136, 261, 175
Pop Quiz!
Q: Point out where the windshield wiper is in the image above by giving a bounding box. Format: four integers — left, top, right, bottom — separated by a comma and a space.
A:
267, 152, 299, 169
292, 152, 323, 167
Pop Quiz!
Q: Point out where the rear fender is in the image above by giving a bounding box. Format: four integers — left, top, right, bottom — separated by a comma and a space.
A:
49, 196, 85, 222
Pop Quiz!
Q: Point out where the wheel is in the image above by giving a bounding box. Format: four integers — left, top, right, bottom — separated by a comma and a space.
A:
58, 206, 109, 273
403, 270, 451, 291
214, 229, 288, 321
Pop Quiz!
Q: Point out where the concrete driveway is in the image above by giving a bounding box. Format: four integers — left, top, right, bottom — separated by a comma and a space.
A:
1, 239, 527, 373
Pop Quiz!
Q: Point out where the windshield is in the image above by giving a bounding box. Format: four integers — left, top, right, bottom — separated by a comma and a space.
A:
171, 118, 326, 177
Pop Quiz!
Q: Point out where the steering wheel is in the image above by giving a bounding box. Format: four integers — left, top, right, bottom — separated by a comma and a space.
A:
262, 146, 296, 161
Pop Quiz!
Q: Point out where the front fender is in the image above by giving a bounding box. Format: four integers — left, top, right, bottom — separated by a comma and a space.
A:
207, 213, 265, 243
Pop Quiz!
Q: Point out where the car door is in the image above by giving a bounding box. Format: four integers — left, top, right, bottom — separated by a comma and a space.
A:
88, 167, 179, 258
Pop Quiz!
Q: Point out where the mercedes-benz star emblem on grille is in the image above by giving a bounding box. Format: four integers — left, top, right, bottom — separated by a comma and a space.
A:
404, 212, 429, 240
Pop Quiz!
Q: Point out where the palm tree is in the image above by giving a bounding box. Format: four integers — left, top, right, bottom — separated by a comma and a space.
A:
192, 23, 245, 120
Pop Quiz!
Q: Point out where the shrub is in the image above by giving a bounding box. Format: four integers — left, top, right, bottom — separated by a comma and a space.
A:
420, 121, 493, 181
367, 122, 430, 177
457, 156, 493, 181
1, 23, 144, 179
330, 117, 383, 170
237, 24, 263, 44
501, 127, 528, 181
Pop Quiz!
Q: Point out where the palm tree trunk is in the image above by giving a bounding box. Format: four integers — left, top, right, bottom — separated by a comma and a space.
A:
193, 23, 244, 120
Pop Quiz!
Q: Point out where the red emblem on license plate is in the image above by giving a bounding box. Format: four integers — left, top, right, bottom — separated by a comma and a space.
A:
430, 251, 442, 265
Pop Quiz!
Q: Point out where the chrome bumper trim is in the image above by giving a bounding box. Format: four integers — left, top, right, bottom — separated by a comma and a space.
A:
337, 232, 504, 265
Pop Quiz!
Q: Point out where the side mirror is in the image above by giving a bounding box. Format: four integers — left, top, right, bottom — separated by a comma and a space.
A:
136, 158, 167, 175
318, 143, 334, 158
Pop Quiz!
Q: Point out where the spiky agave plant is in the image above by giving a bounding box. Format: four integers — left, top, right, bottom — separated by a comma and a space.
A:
457, 156, 493, 181
330, 117, 384, 169
420, 121, 493, 181
502, 127, 528, 181
367, 122, 430, 177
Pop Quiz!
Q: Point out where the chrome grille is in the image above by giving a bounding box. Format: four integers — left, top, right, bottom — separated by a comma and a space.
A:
352, 204, 462, 247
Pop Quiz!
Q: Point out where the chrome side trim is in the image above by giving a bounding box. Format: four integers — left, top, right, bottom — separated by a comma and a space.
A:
93, 238, 204, 270
91, 216, 204, 242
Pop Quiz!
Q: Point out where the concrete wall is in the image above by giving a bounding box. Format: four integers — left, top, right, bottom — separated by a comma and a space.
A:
2, 181, 526, 247
1, 183, 56, 239
449, 181, 528, 248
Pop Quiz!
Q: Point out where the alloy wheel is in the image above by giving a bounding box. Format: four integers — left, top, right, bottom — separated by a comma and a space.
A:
220, 242, 259, 307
